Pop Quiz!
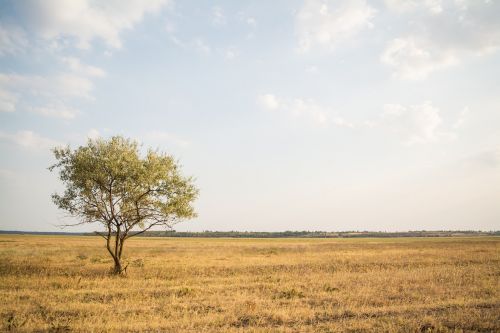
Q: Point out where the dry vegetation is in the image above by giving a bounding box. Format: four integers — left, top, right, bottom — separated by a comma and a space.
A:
0, 235, 498, 332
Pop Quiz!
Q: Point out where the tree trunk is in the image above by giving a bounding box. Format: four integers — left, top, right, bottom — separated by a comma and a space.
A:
113, 257, 122, 275
105, 226, 125, 275
111, 235, 128, 275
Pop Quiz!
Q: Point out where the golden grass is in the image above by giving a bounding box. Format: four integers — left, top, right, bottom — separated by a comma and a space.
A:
0, 235, 498, 332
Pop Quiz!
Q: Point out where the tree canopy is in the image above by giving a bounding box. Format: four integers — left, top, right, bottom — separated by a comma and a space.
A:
49, 136, 198, 273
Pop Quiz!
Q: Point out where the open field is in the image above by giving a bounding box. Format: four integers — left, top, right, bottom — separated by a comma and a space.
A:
0, 236, 498, 332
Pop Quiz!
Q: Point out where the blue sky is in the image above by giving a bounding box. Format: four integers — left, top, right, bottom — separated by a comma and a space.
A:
0, 0, 499, 232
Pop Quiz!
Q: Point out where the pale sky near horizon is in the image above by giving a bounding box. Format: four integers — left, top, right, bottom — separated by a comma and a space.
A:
0, 0, 499, 232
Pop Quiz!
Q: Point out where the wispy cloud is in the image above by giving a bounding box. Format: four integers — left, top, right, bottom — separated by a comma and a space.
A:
0, 72, 91, 121
15, 0, 170, 50
296, 0, 376, 52
452, 107, 470, 130
0, 56, 105, 119
0, 73, 95, 101
165, 25, 212, 56
381, 0, 500, 79
381, 37, 458, 80
384, 0, 444, 14
257, 93, 354, 127
0, 23, 28, 55
0, 130, 62, 150
29, 104, 80, 120
257, 94, 280, 111
61, 57, 106, 77
87, 128, 100, 140
245, 17, 257, 27
211, 6, 226, 26
467, 147, 500, 169
258, 95, 464, 145
381, 102, 455, 145
192, 38, 211, 55
223, 47, 238, 60
0, 89, 17, 113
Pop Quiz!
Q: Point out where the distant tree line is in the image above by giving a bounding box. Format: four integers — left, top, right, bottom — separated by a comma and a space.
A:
105, 230, 500, 238
1, 230, 498, 238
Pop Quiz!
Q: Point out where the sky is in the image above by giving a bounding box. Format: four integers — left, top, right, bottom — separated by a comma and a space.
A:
0, 0, 499, 232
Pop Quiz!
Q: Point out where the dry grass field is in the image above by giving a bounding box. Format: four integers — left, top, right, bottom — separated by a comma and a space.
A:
0, 235, 498, 332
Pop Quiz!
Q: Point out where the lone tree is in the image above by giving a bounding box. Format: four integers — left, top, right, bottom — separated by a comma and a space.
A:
49, 136, 198, 274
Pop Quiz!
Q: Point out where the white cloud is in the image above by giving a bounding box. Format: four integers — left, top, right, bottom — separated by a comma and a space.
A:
55, 74, 95, 99
61, 57, 106, 77
422, 0, 443, 14
212, 7, 226, 26
382, 102, 455, 145
332, 117, 354, 128
381, 37, 458, 80
467, 147, 500, 169
258, 100, 469, 144
192, 38, 211, 55
0, 56, 105, 115
0, 89, 17, 113
382, 103, 405, 116
0, 23, 29, 55
224, 47, 238, 60
17, 0, 169, 50
166, 30, 213, 56
289, 98, 329, 125
168, 37, 236, 60
382, 0, 500, 79
236, 11, 257, 30
453, 107, 469, 130
296, 0, 376, 52
30, 104, 80, 120
0, 130, 61, 150
87, 128, 100, 140
257, 94, 280, 111
0, 4, 111, 119
246, 17, 257, 27
0, 73, 95, 100
384, 0, 443, 14
257, 94, 355, 128
0, 61, 103, 118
